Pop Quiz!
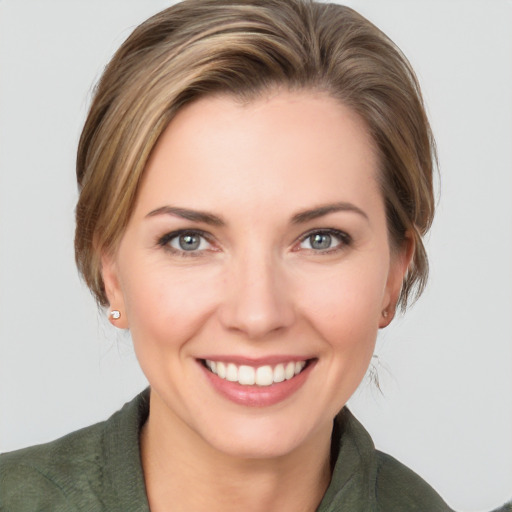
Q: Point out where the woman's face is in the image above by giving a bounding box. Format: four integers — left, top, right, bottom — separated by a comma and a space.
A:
103, 91, 409, 458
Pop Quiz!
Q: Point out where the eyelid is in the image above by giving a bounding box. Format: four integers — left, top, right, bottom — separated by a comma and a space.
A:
295, 228, 352, 252
157, 227, 351, 256
157, 229, 216, 256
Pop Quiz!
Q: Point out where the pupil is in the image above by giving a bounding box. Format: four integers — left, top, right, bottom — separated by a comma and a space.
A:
179, 234, 200, 251
311, 233, 331, 250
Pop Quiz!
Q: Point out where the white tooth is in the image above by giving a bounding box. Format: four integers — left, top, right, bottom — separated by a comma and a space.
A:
206, 360, 217, 374
294, 361, 305, 375
255, 365, 273, 386
273, 364, 285, 383
285, 362, 295, 380
217, 362, 227, 379
238, 365, 255, 385
226, 363, 238, 382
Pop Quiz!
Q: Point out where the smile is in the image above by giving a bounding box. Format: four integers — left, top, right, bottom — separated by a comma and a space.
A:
203, 359, 308, 386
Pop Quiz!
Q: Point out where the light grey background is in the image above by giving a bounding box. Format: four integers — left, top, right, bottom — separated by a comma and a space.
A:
0, 1, 511, 511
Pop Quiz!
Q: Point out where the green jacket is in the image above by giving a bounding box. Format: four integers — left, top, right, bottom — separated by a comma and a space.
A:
0, 389, 452, 511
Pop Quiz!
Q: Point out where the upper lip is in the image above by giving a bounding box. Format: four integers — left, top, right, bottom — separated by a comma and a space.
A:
198, 355, 316, 366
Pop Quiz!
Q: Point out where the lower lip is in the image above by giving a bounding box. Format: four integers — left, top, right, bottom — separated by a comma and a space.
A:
200, 360, 316, 407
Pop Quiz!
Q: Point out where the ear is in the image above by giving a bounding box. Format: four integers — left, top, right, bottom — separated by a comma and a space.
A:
101, 252, 129, 329
379, 232, 415, 328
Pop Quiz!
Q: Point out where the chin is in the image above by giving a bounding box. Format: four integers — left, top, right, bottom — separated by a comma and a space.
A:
191, 408, 331, 461
204, 429, 307, 460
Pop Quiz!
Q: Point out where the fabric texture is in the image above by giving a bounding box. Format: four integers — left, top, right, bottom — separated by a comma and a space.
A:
0, 388, 452, 511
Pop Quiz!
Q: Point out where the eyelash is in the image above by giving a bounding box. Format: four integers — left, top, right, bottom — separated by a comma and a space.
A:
157, 228, 352, 257
157, 229, 215, 257
296, 228, 352, 254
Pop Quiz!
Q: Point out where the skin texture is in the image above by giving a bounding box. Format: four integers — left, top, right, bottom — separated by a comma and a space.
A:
102, 90, 412, 511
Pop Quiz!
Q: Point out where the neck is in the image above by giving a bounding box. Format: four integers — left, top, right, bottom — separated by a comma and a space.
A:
140, 390, 332, 512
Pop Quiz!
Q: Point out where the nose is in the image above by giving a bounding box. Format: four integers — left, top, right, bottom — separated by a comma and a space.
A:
218, 251, 296, 340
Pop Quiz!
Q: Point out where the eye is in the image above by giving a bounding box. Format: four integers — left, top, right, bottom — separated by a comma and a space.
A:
298, 229, 350, 252
158, 230, 213, 255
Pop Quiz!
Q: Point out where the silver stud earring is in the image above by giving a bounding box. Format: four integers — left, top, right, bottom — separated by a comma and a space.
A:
382, 309, 389, 318
110, 310, 121, 320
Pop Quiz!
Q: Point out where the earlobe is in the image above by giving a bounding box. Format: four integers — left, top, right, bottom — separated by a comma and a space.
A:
379, 306, 394, 329
379, 232, 415, 329
101, 253, 129, 329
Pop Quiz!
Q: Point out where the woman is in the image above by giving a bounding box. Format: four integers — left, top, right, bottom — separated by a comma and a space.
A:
0, 0, 453, 509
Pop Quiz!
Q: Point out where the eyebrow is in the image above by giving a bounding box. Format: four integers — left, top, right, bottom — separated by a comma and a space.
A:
146, 206, 225, 226
146, 201, 368, 227
291, 202, 369, 224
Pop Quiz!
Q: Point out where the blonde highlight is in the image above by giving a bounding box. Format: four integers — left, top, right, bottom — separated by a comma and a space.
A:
75, 0, 436, 310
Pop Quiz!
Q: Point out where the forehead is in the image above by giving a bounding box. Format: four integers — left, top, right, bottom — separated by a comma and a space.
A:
136, 90, 382, 219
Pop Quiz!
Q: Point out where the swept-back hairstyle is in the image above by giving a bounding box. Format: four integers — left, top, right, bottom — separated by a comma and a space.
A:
75, 0, 436, 309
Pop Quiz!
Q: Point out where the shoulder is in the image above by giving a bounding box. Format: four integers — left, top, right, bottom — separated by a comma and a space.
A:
325, 408, 453, 512
0, 388, 150, 512
374, 450, 452, 512
0, 419, 107, 511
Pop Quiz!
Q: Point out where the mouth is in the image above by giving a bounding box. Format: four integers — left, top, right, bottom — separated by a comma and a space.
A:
201, 359, 313, 387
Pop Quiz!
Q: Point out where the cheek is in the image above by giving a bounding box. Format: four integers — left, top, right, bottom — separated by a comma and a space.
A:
120, 261, 221, 349
297, 262, 388, 347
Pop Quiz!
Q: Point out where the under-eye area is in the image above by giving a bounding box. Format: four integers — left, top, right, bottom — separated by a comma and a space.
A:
200, 358, 317, 387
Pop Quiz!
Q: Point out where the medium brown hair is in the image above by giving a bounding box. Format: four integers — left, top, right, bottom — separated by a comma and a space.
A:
75, 0, 436, 309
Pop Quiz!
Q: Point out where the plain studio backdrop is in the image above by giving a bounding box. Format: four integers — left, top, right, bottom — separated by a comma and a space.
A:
0, 1, 511, 511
